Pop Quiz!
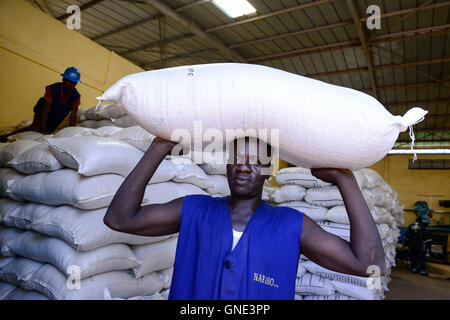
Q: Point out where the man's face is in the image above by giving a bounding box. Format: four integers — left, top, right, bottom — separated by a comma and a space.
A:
62, 78, 77, 89
226, 138, 272, 199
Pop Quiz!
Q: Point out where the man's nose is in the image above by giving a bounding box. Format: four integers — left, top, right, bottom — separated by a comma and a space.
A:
236, 163, 251, 172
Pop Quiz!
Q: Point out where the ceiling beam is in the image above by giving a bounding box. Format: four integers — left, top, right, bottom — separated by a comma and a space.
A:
345, 0, 378, 98
385, 100, 450, 108
174, 0, 212, 12
205, 0, 335, 33
57, 0, 105, 20
92, 14, 162, 41
141, 0, 246, 63
120, 33, 194, 55
142, 48, 218, 68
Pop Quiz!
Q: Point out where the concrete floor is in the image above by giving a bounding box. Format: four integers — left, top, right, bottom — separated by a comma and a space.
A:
385, 263, 450, 300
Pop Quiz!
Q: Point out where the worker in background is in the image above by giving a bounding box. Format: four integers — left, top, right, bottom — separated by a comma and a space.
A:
405, 217, 431, 276
0, 66, 81, 142
104, 137, 386, 299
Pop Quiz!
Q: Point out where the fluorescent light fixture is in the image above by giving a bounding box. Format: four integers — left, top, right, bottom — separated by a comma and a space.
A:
213, 0, 256, 18
388, 149, 450, 154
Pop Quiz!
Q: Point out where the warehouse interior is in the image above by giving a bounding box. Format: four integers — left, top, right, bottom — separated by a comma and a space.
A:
0, 0, 449, 301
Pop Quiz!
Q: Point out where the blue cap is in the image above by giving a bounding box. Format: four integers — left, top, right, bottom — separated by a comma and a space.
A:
61, 67, 81, 83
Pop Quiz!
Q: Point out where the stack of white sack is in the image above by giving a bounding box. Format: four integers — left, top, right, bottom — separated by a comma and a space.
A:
78, 103, 139, 129
274, 167, 404, 300
0, 124, 232, 300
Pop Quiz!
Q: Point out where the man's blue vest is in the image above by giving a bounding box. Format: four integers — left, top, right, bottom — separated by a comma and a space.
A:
34, 82, 80, 133
169, 194, 304, 300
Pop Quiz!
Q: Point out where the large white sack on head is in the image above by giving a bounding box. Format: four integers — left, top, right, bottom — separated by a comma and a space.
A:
6, 131, 46, 142
0, 257, 43, 285
109, 126, 155, 151
0, 226, 26, 257
45, 137, 144, 177
7, 231, 141, 279
275, 167, 331, 188
143, 181, 208, 204
8, 143, 64, 174
131, 236, 178, 278
0, 168, 25, 200
53, 126, 98, 138
305, 186, 344, 208
0, 140, 41, 165
9, 169, 125, 209
295, 273, 335, 296
29, 206, 172, 251
25, 263, 163, 300
98, 63, 427, 170
331, 280, 382, 300
5, 202, 55, 229
4, 287, 50, 300
277, 201, 327, 221
273, 184, 306, 203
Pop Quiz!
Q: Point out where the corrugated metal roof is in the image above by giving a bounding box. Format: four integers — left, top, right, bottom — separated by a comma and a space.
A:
29, 0, 450, 148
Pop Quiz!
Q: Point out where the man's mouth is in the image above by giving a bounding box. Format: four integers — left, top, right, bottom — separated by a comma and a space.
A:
234, 176, 250, 184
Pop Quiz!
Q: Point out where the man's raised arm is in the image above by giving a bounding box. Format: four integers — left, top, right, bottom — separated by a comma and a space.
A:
103, 137, 184, 237
300, 168, 386, 277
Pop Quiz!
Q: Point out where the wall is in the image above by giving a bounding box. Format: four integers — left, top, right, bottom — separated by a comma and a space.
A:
369, 154, 450, 227
0, 0, 143, 128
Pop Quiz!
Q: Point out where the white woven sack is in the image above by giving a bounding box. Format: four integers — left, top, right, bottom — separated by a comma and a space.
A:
143, 181, 208, 204
0, 198, 24, 226
0, 168, 25, 200
156, 266, 174, 290
301, 260, 370, 287
205, 174, 230, 196
275, 167, 331, 188
9, 169, 126, 209
304, 186, 344, 208
8, 143, 64, 174
331, 280, 382, 300
96, 103, 126, 120
80, 106, 105, 121
172, 158, 214, 190
53, 126, 98, 138
45, 137, 144, 177
316, 221, 350, 242
0, 282, 16, 299
131, 236, 178, 278
7, 131, 46, 142
372, 206, 395, 224
295, 273, 335, 296
98, 63, 427, 170
297, 262, 307, 278
0, 257, 43, 285
29, 206, 172, 251
325, 206, 350, 224
93, 126, 123, 137
199, 163, 227, 175
0, 140, 41, 165
303, 294, 357, 300
273, 184, 306, 203
109, 126, 155, 151
81, 119, 116, 129
366, 187, 393, 208
4, 287, 50, 300
111, 115, 139, 128
5, 202, 55, 229
0, 226, 26, 257
0, 143, 9, 167
24, 263, 163, 300
7, 231, 140, 279
262, 182, 279, 202
277, 201, 327, 221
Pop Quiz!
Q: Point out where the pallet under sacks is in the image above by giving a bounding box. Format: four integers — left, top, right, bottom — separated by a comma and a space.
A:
0, 123, 231, 300
266, 167, 404, 300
